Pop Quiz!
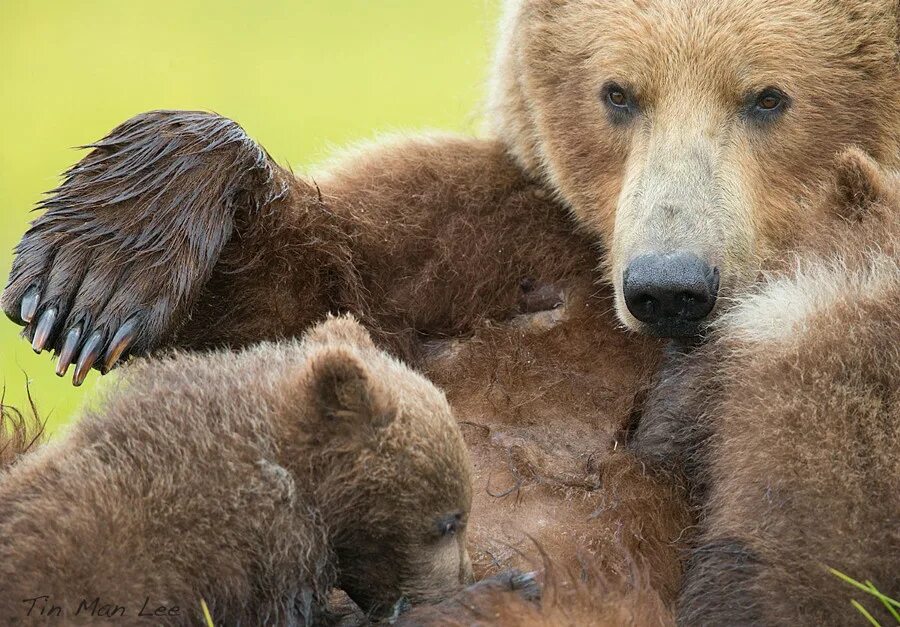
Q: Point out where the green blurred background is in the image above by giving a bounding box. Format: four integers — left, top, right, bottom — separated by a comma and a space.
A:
0, 0, 501, 435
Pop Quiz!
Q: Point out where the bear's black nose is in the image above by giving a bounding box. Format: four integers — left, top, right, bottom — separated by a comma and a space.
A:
623, 251, 719, 337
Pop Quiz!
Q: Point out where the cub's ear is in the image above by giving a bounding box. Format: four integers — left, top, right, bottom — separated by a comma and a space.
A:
308, 347, 396, 434
826, 147, 897, 222
304, 314, 377, 352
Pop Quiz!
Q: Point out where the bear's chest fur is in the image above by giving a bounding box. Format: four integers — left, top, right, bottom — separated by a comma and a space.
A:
423, 276, 691, 604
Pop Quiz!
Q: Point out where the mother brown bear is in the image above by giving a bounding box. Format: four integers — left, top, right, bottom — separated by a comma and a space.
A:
3, 0, 898, 614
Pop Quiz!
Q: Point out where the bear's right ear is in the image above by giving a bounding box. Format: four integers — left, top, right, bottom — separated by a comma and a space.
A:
308, 347, 396, 435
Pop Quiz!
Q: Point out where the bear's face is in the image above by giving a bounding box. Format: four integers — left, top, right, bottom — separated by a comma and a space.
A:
492, 0, 899, 337
299, 324, 474, 617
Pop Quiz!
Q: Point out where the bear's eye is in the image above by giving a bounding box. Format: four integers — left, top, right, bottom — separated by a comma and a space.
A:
757, 94, 780, 110
601, 82, 637, 123
747, 87, 791, 123
435, 512, 464, 538
608, 89, 628, 108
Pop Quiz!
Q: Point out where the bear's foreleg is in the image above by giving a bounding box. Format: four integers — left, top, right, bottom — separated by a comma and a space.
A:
2, 113, 589, 383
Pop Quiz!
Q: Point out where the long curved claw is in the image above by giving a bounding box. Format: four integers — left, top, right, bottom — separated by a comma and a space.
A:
56, 326, 83, 377
73, 331, 103, 387
509, 571, 541, 601
102, 318, 139, 374
31, 307, 57, 353
20, 286, 40, 324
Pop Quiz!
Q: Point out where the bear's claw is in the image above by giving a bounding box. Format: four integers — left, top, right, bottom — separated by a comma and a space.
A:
102, 317, 139, 374
386, 597, 412, 624
73, 331, 104, 387
31, 307, 57, 354
19, 286, 40, 324
56, 325, 83, 377
509, 571, 541, 601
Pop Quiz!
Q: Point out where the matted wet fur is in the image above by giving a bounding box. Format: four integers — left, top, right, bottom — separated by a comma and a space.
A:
635, 150, 900, 625
0, 316, 474, 625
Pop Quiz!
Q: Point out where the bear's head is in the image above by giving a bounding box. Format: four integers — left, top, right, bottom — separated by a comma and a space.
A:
716, 147, 900, 344
490, 0, 899, 338
289, 316, 474, 617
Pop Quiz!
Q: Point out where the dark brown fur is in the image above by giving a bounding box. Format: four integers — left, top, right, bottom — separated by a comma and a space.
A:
0, 316, 474, 625
2, 114, 594, 362
1, 113, 691, 615
635, 151, 900, 625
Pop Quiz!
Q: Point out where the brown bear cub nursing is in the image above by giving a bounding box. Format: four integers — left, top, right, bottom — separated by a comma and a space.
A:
0, 316, 474, 625
0, 110, 692, 606
635, 151, 900, 625
2, 0, 899, 623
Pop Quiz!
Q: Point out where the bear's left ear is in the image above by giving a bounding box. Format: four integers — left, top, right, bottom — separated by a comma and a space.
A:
303, 314, 377, 352
308, 347, 397, 435
826, 147, 896, 222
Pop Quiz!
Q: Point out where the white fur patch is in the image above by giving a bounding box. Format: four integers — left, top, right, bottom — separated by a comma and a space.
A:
719, 252, 899, 343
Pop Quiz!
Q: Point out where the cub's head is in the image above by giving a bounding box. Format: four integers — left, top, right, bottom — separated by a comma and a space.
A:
296, 316, 474, 618
490, 0, 899, 337
714, 148, 900, 346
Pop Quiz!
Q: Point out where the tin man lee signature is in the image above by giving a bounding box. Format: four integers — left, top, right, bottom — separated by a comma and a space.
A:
22, 596, 182, 619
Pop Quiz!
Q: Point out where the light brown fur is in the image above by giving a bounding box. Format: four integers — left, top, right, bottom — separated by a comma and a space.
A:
399, 556, 673, 626
422, 285, 689, 600
635, 150, 900, 625
0, 316, 474, 625
492, 0, 900, 330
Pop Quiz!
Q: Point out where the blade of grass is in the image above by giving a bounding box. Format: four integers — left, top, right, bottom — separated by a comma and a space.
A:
852, 600, 882, 627
200, 599, 214, 627
866, 580, 900, 624
830, 569, 900, 609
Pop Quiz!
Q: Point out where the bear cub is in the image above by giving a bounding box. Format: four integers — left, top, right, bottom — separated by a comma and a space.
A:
635, 150, 900, 626
0, 315, 474, 625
